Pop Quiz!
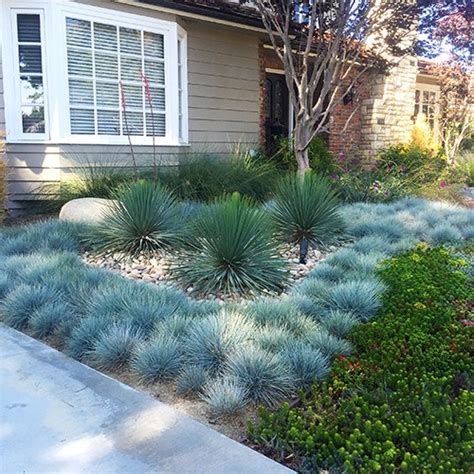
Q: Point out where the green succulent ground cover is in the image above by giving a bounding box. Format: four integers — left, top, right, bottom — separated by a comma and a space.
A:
249, 245, 474, 473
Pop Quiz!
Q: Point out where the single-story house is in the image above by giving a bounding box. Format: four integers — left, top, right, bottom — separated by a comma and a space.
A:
0, 0, 440, 212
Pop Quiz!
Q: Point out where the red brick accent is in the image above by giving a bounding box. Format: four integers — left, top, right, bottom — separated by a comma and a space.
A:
328, 70, 371, 156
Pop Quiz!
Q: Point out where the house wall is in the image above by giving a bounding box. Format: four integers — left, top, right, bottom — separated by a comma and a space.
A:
1, 0, 261, 213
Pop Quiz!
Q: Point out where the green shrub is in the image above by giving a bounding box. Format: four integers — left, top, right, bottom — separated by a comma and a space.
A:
171, 194, 288, 295
250, 246, 474, 472
270, 172, 343, 263
84, 180, 181, 259
270, 137, 335, 176
455, 150, 474, 187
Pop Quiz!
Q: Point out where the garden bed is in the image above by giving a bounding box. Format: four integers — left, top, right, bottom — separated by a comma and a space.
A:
1, 197, 473, 451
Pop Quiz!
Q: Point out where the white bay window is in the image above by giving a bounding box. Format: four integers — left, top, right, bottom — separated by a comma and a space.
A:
2, 1, 188, 145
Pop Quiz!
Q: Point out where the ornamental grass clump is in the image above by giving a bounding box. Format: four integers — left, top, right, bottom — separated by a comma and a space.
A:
29, 301, 72, 338
201, 376, 249, 417
226, 345, 293, 406
318, 309, 360, 338
270, 172, 343, 263
171, 194, 288, 295
131, 335, 182, 383
183, 310, 254, 373
88, 322, 143, 369
66, 316, 112, 360
176, 366, 209, 395
0, 284, 62, 330
305, 328, 353, 357
84, 180, 181, 259
281, 340, 329, 388
427, 224, 462, 245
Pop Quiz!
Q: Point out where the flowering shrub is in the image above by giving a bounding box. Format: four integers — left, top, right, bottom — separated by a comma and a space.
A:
331, 144, 452, 203
249, 245, 474, 472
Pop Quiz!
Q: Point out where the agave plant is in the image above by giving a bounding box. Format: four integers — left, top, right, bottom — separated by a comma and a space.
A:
171, 194, 288, 295
83, 180, 181, 259
270, 172, 343, 264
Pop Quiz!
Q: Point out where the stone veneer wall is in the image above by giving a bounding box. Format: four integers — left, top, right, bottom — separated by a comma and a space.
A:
358, 57, 418, 154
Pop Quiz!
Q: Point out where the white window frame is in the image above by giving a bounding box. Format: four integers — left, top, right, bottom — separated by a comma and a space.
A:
2, 0, 188, 146
414, 81, 441, 141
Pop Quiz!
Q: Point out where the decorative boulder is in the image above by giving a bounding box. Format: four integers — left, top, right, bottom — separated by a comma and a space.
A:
59, 197, 116, 223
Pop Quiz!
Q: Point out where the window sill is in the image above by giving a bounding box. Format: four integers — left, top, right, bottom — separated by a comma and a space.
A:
5, 137, 190, 147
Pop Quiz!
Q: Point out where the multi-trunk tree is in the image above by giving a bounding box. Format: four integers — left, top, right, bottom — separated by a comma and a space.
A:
249, 0, 418, 173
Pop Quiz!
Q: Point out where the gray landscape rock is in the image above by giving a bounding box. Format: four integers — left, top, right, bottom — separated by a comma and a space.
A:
59, 197, 116, 223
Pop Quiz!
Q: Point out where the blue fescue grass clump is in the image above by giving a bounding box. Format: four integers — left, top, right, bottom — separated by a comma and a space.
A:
319, 310, 360, 338
246, 297, 319, 336
131, 335, 183, 382
0, 273, 12, 299
462, 225, 474, 240
226, 346, 293, 406
66, 316, 112, 360
201, 376, 249, 417
255, 326, 296, 353
153, 313, 191, 340
0, 284, 62, 330
305, 262, 345, 283
176, 366, 209, 395
352, 235, 391, 255
88, 322, 143, 369
281, 341, 329, 387
29, 301, 73, 338
305, 328, 353, 357
300, 278, 385, 322
183, 310, 254, 373
427, 224, 463, 245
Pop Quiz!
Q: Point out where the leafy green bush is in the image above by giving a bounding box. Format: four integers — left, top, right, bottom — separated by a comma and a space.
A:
270, 137, 335, 176
455, 150, 474, 187
270, 172, 343, 263
84, 180, 181, 259
172, 194, 288, 295
249, 246, 474, 472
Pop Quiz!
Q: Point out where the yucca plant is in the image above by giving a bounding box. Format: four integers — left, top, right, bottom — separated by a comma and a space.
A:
84, 180, 181, 259
270, 172, 343, 264
171, 194, 288, 295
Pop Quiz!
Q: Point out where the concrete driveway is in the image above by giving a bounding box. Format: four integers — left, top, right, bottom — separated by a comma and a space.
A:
0, 325, 292, 473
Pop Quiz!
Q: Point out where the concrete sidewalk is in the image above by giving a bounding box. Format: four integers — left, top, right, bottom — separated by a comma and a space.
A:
0, 325, 292, 473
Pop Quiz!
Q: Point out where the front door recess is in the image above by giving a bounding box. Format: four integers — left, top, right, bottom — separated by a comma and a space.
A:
265, 73, 289, 154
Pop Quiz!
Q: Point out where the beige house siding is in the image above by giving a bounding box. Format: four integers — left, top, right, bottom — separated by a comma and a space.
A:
2, 1, 260, 211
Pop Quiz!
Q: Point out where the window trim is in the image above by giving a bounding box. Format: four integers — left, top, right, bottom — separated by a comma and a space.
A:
2, 0, 189, 146
413, 81, 440, 143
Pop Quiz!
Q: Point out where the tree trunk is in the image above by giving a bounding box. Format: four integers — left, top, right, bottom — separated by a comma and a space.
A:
299, 238, 309, 264
294, 123, 311, 175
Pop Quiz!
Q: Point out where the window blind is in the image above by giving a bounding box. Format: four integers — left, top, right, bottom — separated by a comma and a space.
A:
17, 13, 45, 134
66, 16, 166, 137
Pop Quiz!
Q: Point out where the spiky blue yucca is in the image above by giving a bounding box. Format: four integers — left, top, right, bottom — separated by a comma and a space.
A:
427, 224, 462, 245
270, 172, 343, 263
176, 366, 209, 395
183, 310, 254, 372
84, 180, 181, 259
66, 316, 112, 360
171, 194, 288, 295
131, 335, 182, 382
319, 310, 359, 337
201, 376, 249, 417
0, 284, 62, 330
255, 325, 295, 353
29, 301, 72, 338
246, 297, 319, 336
89, 322, 143, 369
322, 278, 386, 321
226, 346, 293, 406
305, 328, 353, 357
281, 340, 329, 388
